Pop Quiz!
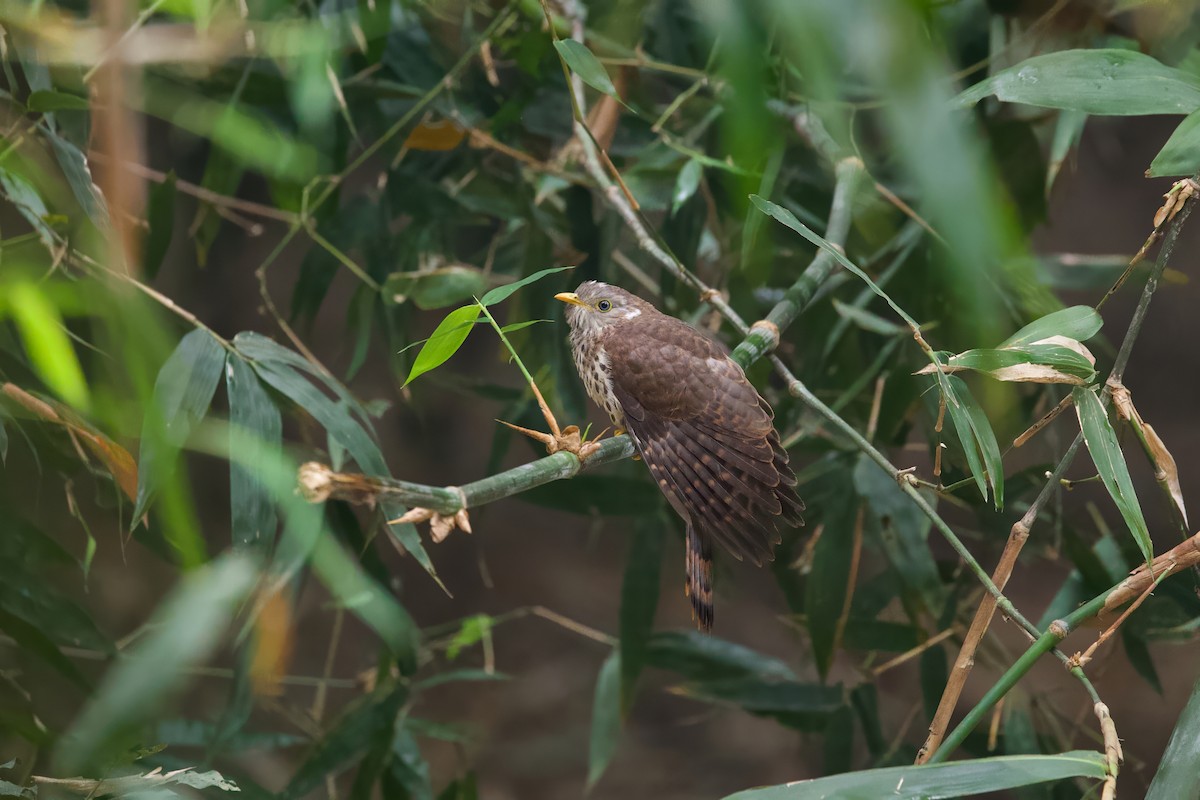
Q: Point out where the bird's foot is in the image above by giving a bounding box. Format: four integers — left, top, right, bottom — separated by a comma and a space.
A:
497, 377, 607, 459
498, 419, 604, 460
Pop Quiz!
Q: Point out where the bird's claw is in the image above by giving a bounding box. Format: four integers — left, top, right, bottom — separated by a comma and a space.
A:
497, 419, 603, 460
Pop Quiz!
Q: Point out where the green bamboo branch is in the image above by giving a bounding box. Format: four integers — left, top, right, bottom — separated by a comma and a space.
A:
299, 435, 636, 515
731, 155, 864, 367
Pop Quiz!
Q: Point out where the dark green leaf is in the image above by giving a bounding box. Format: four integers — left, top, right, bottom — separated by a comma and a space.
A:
1073, 387, 1152, 562
672, 159, 703, 215
403, 305, 482, 387
383, 267, 490, 311
47, 132, 108, 227
56, 554, 258, 773
143, 171, 177, 280
133, 329, 226, 521
388, 726, 434, 800
1122, 630, 1163, 694
721, 751, 1107, 799
921, 344, 1096, 385
1001, 306, 1103, 347
840, 619, 922, 652
282, 683, 407, 799
28, 90, 88, 112
226, 355, 281, 552
823, 705, 855, 776
676, 677, 845, 714
0, 607, 90, 690
806, 481, 858, 679
920, 641, 948, 723
644, 631, 796, 681
955, 49, 1200, 115
518, 475, 662, 515
1146, 671, 1200, 799
587, 649, 622, 790
0, 167, 55, 248
478, 265, 575, 307
942, 375, 1004, 507
554, 40, 621, 101
619, 517, 663, 714
415, 669, 509, 691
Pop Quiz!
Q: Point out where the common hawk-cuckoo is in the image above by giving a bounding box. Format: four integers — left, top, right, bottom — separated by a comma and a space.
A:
556, 281, 804, 631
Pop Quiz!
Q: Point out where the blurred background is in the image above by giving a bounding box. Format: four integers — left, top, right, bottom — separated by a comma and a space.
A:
2, 0, 1200, 798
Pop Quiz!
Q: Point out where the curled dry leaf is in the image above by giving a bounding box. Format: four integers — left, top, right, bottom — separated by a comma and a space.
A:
2, 382, 138, 501
389, 506, 473, 543
1144, 422, 1186, 525
1154, 177, 1200, 228
297, 461, 381, 508
915, 336, 1096, 385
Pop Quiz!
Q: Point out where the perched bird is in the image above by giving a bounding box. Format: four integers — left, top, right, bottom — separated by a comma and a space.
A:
555, 281, 804, 631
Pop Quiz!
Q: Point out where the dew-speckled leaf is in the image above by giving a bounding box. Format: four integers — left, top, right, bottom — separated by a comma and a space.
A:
554, 39, 621, 101
134, 329, 226, 521
619, 517, 663, 714
226, 354, 281, 551
478, 265, 575, 307
56, 554, 258, 773
1073, 387, 1152, 562
587, 649, 622, 790
721, 751, 1107, 799
955, 49, 1200, 115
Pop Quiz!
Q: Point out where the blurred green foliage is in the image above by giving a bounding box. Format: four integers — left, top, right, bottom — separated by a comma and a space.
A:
3, 0, 1200, 797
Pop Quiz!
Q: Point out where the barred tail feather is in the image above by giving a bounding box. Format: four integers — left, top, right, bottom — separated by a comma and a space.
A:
685, 523, 714, 633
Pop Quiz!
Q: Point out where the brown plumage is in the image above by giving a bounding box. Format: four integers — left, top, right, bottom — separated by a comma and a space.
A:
556, 281, 804, 631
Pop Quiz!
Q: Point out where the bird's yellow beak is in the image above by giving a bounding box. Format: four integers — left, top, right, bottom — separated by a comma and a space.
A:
554, 292, 588, 308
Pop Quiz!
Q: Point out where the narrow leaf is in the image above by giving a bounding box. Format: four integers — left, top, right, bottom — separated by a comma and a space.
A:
226, 355, 281, 551
619, 518, 663, 714
403, 304, 481, 387
27, 90, 89, 112
645, 631, 796, 681
554, 40, 621, 101
1151, 109, 1200, 178
587, 649, 622, 790
1146, 672, 1200, 799
478, 265, 575, 307
942, 375, 1004, 507
955, 49, 1200, 115
7, 281, 90, 412
144, 171, 177, 280
1001, 305, 1103, 347
672, 159, 703, 215
134, 329, 225, 521
722, 751, 1107, 799
55, 554, 258, 774
1074, 387, 1153, 562
805, 483, 858, 679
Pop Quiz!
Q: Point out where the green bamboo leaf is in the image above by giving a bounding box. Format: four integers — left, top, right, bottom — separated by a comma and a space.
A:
722, 751, 1107, 799
942, 375, 1005, 508
917, 344, 1096, 385
553, 39, 621, 101
27, 89, 89, 112
1073, 387, 1153, 562
1146, 671, 1200, 799
750, 195, 922, 331
1150, 109, 1200, 177
55, 554, 259, 774
672, 159, 703, 215
226, 355, 281, 551
478, 265, 575, 307
619, 517, 663, 714
0, 607, 90, 690
144, 170, 177, 280
955, 49, 1200, 115
499, 319, 553, 334
0, 168, 55, 248
840, 619, 922, 652
7, 281, 90, 412
806, 482, 858, 679
675, 677, 845, 715
587, 649, 622, 790
644, 631, 796, 681
47, 133, 108, 227
384, 266, 490, 310
1122, 629, 1163, 693
403, 304, 481, 386
1047, 109, 1088, 194
1001, 305, 1103, 347
415, 669, 509, 691
831, 298, 906, 336
281, 683, 408, 799
134, 328, 225, 521
519, 475, 662, 515
854, 455, 944, 617
388, 726, 433, 800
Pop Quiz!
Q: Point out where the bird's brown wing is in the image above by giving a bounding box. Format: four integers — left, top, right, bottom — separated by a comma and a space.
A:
603, 315, 804, 628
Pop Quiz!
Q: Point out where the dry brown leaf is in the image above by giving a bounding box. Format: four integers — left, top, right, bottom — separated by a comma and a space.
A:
249, 584, 295, 698
403, 119, 466, 151
1145, 422, 1187, 526
3, 382, 138, 501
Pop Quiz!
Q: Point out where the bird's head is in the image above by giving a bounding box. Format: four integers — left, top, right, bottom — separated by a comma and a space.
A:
555, 281, 651, 334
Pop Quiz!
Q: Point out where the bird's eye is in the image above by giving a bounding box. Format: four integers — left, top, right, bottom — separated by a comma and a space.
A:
597, 299, 612, 312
